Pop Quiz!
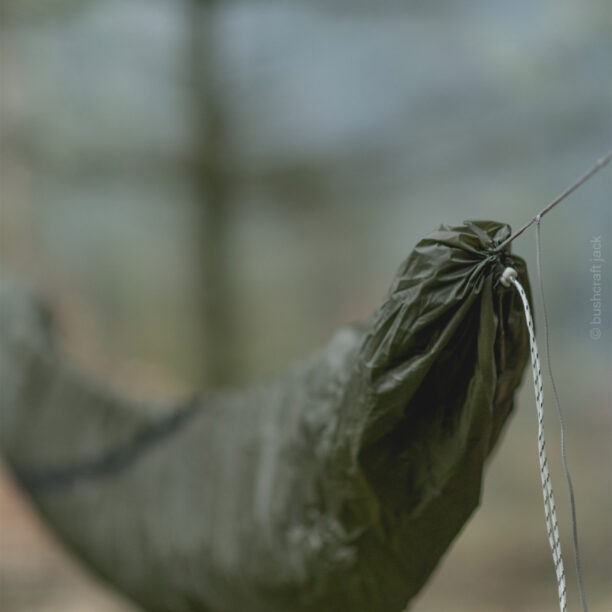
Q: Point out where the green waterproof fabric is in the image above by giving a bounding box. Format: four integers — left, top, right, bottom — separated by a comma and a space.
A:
0, 220, 531, 612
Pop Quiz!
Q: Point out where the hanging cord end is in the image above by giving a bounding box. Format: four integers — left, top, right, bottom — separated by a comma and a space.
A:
500, 266, 518, 287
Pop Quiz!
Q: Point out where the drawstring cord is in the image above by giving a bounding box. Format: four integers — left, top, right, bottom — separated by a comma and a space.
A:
501, 266, 567, 612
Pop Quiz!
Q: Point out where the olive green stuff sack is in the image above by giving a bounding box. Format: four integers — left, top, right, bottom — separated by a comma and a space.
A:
0, 220, 530, 612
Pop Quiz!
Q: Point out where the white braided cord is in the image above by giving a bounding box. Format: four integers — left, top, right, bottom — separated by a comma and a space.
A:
511, 276, 567, 612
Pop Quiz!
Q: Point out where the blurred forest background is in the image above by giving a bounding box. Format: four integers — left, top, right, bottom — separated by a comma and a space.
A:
0, 0, 610, 611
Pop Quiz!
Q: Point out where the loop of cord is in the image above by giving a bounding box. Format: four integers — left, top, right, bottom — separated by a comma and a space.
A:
509, 272, 567, 612
535, 220, 589, 612
494, 152, 609, 610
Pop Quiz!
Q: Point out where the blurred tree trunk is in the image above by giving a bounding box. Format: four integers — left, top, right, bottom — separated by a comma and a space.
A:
188, 0, 238, 387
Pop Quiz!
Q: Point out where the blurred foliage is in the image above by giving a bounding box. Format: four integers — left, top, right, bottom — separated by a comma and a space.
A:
1, 0, 95, 22
0, 0, 610, 610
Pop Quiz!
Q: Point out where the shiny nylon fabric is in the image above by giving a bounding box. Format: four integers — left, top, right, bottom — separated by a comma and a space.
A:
318, 220, 531, 610
1, 220, 530, 612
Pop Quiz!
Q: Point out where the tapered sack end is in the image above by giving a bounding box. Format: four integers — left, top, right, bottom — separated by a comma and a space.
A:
323, 220, 530, 606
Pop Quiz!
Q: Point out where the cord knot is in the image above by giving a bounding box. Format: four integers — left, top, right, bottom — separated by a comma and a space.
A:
500, 266, 518, 287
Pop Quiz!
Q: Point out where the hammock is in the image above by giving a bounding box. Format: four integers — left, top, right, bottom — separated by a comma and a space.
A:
0, 220, 530, 612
